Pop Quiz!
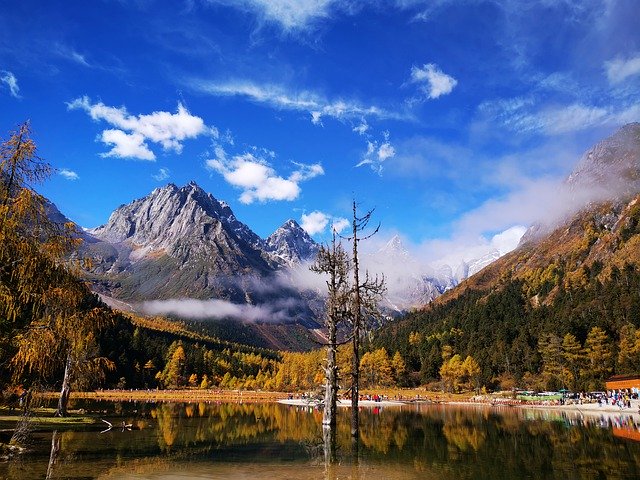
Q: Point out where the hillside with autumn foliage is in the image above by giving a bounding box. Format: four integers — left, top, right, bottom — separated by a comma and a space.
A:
372, 193, 640, 391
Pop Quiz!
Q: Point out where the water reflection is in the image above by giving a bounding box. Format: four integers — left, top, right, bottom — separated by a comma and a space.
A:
2, 402, 640, 479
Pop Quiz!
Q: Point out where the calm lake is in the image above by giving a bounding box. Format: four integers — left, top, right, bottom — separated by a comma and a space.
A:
2, 401, 640, 479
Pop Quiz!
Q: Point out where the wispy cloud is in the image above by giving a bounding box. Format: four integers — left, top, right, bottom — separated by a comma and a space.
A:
356, 131, 396, 174
206, 145, 323, 203
605, 53, 640, 84
479, 98, 640, 136
53, 43, 91, 67
300, 210, 348, 235
59, 168, 79, 180
353, 120, 369, 135
153, 167, 171, 181
204, 0, 337, 32
68, 96, 214, 160
409, 63, 457, 100
188, 79, 405, 123
0, 70, 20, 98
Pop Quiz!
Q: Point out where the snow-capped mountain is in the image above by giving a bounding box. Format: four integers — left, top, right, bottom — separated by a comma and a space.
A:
81, 182, 322, 302
75, 182, 521, 313
89, 181, 269, 269
265, 219, 319, 266
369, 235, 519, 312
369, 236, 462, 311
454, 250, 502, 281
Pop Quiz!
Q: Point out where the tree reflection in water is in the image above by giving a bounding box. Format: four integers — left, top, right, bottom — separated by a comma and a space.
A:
4, 403, 640, 479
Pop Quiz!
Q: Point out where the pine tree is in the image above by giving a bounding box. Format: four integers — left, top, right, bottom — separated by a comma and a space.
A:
538, 334, 566, 390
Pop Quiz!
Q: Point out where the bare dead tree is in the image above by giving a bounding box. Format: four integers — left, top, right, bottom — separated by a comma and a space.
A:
310, 231, 351, 430
342, 200, 385, 439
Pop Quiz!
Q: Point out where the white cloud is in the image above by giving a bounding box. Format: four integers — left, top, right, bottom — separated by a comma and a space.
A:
189, 79, 404, 123
300, 210, 349, 235
356, 131, 396, 174
489, 225, 528, 254
605, 53, 640, 84
446, 173, 618, 255
410, 63, 457, 100
0, 70, 20, 98
301, 211, 328, 235
206, 146, 323, 203
68, 96, 213, 160
59, 168, 79, 181
311, 111, 323, 125
417, 225, 527, 273
538, 104, 610, 135
331, 217, 350, 233
100, 129, 155, 160
153, 167, 171, 181
142, 298, 292, 322
205, 0, 335, 31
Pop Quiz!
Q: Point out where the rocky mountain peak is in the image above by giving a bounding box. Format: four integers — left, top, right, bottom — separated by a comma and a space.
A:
380, 235, 410, 260
566, 122, 640, 196
265, 219, 319, 266
88, 182, 270, 274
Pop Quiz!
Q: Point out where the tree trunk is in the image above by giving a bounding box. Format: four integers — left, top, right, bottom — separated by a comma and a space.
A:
323, 318, 338, 427
55, 354, 72, 417
350, 200, 361, 439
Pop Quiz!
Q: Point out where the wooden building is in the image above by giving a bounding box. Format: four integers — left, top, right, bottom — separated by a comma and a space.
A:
605, 375, 640, 391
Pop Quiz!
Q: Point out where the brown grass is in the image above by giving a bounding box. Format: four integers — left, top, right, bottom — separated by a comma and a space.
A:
37, 389, 289, 403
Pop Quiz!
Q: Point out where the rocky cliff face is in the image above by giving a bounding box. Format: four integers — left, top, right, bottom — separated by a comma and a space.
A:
521, 123, 640, 246
566, 122, 640, 195
265, 219, 319, 266
81, 182, 316, 303
89, 182, 270, 273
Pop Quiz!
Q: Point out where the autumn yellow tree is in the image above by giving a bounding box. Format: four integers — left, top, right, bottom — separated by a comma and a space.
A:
561, 333, 583, 390
391, 351, 407, 385
583, 326, 613, 389
360, 348, 393, 387
617, 324, 640, 374
161, 343, 186, 388
2, 123, 114, 416
0, 122, 58, 364
440, 353, 463, 393
538, 333, 569, 390
461, 355, 481, 392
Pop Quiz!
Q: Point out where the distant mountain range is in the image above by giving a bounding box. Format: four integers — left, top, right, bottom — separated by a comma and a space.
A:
52, 123, 640, 351
75, 181, 501, 309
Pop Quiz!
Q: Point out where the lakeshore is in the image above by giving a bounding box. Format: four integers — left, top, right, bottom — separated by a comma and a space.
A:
21, 389, 640, 424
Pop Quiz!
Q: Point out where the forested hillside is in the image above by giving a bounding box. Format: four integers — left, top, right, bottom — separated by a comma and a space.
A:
372, 195, 640, 391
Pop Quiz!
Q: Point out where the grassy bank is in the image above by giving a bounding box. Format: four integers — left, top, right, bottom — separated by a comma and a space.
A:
36, 389, 290, 403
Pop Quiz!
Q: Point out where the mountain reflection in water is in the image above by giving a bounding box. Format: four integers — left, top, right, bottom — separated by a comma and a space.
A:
2, 402, 640, 479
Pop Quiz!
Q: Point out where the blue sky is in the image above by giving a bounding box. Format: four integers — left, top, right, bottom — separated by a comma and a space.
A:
1, 0, 639, 263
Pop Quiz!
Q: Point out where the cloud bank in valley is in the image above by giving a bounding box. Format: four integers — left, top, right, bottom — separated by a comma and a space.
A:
141, 296, 308, 323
